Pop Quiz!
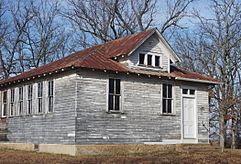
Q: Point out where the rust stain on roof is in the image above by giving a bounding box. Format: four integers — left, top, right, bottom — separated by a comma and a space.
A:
0, 28, 218, 86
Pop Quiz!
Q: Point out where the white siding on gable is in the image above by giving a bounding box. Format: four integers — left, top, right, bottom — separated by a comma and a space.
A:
122, 33, 170, 72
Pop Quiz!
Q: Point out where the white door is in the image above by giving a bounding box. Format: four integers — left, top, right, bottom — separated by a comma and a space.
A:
183, 97, 196, 139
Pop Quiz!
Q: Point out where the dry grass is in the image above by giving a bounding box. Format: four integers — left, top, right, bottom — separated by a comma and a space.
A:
0, 148, 240, 164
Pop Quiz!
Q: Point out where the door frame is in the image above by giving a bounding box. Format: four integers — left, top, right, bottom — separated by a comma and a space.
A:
181, 87, 198, 143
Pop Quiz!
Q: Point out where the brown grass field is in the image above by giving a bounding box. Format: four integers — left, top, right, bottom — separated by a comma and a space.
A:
0, 148, 241, 164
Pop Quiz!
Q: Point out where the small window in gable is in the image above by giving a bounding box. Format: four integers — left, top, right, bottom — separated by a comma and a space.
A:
147, 55, 152, 66
155, 56, 160, 67
138, 53, 161, 68
139, 53, 145, 65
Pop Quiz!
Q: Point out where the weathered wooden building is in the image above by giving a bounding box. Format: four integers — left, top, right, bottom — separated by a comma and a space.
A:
0, 29, 219, 145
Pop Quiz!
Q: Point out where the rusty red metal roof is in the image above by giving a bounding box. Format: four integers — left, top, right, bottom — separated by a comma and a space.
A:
0, 29, 219, 86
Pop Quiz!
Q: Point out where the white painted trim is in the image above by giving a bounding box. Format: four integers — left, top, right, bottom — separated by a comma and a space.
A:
137, 51, 163, 69
175, 77, 221, 84
181, 88, 198, 143
1, 90, 7, 118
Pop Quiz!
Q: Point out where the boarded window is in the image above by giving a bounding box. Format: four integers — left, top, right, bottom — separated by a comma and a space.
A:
27, 85, 33, 114
48, 80, 54, 112
147, 54, 152, 66
162, 84, 173, 114
2, 91, 7, 117
108, 79, 121, 112
155, 56, 160, 67
19, 87, 23, 115
38, 82, 43, 113
10, 89, 15, 116
139, 53, 145, 65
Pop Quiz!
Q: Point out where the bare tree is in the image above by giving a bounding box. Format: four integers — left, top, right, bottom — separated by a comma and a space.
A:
64, 0, 194, 47
0, 0, 73, 79
23, 0, 71, 69
175, 0, 241, 149
0, 0, 35, 78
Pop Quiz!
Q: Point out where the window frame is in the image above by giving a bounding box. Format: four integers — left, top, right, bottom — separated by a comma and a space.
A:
182, 88, 196, 97
47, 80, 54, 113
27, 84, 33, 115
10, 89, 15, 116
18, 86, 24, 115
2, 90, 8, 117
37, 82, 44, 114
107, 78, 122, 113
161, 84, 174, 115
138, 52, 162, 68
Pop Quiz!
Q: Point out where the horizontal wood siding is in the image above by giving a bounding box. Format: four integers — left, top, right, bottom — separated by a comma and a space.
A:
196, 87, 209, 143
76, 70, 181, 144
6, 72, 77, 144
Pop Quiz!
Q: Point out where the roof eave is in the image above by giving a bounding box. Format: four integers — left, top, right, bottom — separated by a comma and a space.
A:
175, 77, 221, 85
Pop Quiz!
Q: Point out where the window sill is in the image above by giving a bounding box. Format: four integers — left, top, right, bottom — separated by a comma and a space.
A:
106, 111, 125, 114
158, 113, 176, 116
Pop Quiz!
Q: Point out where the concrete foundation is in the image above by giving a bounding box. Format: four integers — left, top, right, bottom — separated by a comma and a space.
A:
0, 143, 217, 156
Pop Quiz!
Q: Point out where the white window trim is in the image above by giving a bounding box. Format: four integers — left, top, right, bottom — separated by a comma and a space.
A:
180, 86, 198, 142
37, 81, 44, 114
47, 79, 55, 113
18, 86, 24, 116
138, 52, 163, 69
2, 90, 8, 118
9, 88, 15, 117
27, 84, 33, 115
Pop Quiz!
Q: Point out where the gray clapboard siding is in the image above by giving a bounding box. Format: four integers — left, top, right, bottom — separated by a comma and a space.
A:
75, 70, 182, 144
6, 72, 77, 144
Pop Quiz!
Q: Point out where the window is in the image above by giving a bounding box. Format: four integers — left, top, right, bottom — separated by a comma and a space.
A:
138, 53, 161, 68
10, 89, 15, 116
162, 84, 173, 114
37, 82, 43, 113
108, 79, 121, 112
155, 56, 160, 67
182, 89, 188, 94
139, 53, 145, 65
2, 91, 7, 117
48, 80, 54, 112
27, 85, 33, 115
182, 89, 195, 96
190, 89, 195, 95
147, 54, 152, 66
18, 87, 23, 115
